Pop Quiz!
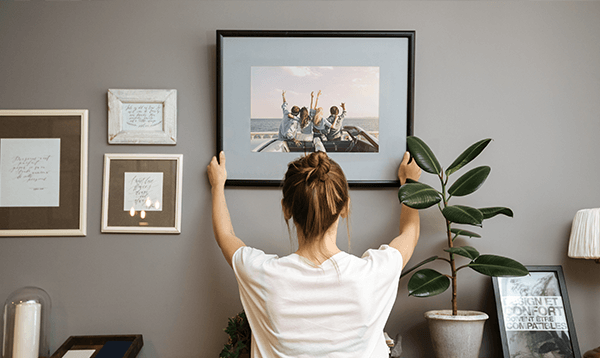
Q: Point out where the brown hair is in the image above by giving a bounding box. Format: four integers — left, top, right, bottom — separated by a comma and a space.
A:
313, 107, 324, 126
299, 107, 310, 128
281, 152, 350, 246
291, 106, 300, 116
329, 106, 339, 116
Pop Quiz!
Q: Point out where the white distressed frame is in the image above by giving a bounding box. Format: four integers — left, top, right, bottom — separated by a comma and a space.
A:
101, 153, 183, 234
0, 109, 88, 237
108, 89, 177, 145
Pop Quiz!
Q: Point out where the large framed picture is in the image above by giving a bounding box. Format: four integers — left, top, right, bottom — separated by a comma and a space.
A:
0, 109, 88, 236
108, 89, 177, 145
491, 266, 581, 358
101, 153, 183, 234
217, 30, 415, 187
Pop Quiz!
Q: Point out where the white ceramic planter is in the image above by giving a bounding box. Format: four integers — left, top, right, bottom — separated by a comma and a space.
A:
425, 310, 489, 358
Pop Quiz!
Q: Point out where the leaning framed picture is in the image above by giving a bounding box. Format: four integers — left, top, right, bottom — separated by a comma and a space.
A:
108, 89, 177, 145
101, 153, 183, 234
0, 109, 89, 236
491, 265, 581, 358
217, 30, 415, 187
50, 335, 143, 358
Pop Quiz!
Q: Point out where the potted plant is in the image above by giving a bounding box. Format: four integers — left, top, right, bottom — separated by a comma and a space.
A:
220, 311, 251, 358
398, 136, 529, 358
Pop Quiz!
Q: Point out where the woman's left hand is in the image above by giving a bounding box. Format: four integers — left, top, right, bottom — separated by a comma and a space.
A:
207, 151, 227, 188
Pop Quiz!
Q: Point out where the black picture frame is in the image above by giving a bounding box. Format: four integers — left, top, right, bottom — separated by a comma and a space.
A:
216, 30, 415, 187
50, 335, 143, 358
491, 266, 581, 358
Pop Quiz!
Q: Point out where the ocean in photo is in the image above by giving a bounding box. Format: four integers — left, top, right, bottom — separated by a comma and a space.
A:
251, 117, 379, 133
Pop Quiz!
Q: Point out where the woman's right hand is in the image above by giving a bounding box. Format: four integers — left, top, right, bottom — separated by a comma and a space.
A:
207, 151, 227, 189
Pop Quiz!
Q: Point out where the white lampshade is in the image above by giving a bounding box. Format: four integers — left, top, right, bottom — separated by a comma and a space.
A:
568, 208, 600, 260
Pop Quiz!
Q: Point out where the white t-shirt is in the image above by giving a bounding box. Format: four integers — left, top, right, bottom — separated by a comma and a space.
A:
232, 245, 403, 358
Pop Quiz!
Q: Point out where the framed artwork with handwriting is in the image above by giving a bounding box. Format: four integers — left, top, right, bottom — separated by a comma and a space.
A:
108, 89, 177, 145
101, 153, 182, 234
0, 109, 89, 236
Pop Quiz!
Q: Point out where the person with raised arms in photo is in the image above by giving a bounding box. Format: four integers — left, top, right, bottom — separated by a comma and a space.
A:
310, 90, 333, 142
326, 102, 347, 141
207, 150, 422, 358
277, 90, 300, 140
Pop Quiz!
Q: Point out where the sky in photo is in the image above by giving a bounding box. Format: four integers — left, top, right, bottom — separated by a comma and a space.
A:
251, 66, 379, 119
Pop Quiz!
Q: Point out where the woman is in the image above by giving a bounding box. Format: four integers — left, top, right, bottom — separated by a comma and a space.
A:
207, 151, 421, 358
295, 106, 313, 142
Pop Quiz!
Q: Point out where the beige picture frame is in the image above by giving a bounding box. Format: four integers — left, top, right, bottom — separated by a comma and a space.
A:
101, 153, 183, 234
0, 109, 89, 237
108, 89, 177, 145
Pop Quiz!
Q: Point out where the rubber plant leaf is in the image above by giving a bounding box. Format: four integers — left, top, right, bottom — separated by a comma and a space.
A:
400, 255, 438, 279
448, 166, 491, 197
467, 255, 529, 277
442, 205, 483, 226
450, 228, 481, 239
407, 136, 442, 175
446, 138, 492, 176
398, 182, 441, 209
479, 207, 514, 220
407, 268, 450, 297
444, 246, 480, 260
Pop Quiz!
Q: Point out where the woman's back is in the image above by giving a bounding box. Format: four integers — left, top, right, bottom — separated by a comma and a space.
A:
208, 151, 421, 358
233, 245, 403, 358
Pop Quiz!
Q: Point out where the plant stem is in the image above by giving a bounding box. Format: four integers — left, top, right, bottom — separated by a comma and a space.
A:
447, 219, 458, 315
441, 172, 458, 315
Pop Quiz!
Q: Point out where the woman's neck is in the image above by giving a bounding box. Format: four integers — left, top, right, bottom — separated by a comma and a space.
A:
295, 221, 341, 265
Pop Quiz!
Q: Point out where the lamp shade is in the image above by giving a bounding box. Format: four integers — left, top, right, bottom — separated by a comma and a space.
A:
568, 208, 600, 259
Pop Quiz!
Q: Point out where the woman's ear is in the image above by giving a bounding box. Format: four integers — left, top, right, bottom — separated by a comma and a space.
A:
282, 199, 292, 221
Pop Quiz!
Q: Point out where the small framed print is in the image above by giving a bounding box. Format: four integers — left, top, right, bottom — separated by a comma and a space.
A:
491, 266, 581, 358
107, 89, 177, 145
0, 109, 88, 236
50, 335, 143, 358
101, 153, 182, 234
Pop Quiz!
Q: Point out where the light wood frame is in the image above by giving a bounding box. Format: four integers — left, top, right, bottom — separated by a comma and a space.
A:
108, 89, 177, 145
101, 153, 182, 234
0, 109, 88, 236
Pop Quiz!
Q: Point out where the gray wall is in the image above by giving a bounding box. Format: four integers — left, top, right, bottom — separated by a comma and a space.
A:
1, 1, 599, 357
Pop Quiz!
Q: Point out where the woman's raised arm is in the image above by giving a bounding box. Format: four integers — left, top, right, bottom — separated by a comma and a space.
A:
389, 152, 421, 268
207, 152, 245, 267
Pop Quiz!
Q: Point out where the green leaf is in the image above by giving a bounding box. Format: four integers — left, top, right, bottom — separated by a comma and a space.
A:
408, 269, 450, 297
468, 255, 529, 277
398, 182, 441, 209
446, 138, 492, 176
442, 205, 483, 226
401, 255, 438, 279
451, 228, 481, 239
444, 246, 480, 260
407, 136, 442, 175
480, 207, 514, 220
448, 166, 491, 197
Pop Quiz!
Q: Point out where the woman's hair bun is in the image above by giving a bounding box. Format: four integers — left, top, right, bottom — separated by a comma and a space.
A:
307, 151, 330, 182
281, 151, 349, 242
